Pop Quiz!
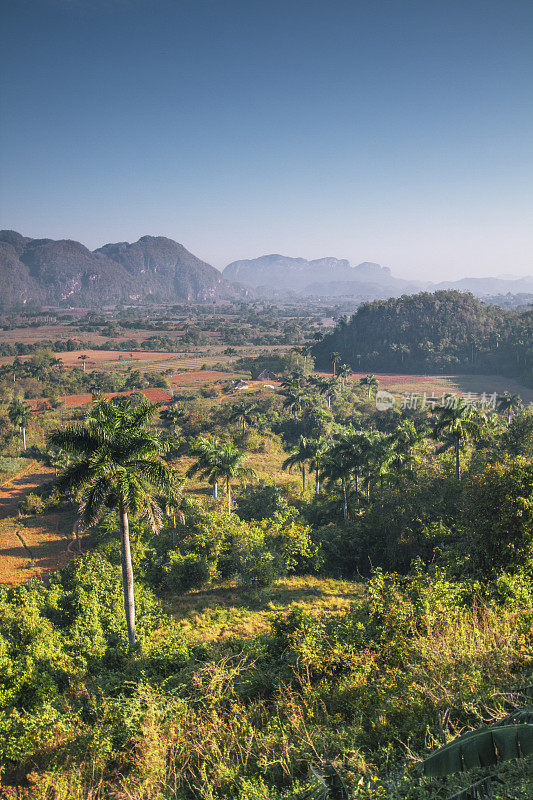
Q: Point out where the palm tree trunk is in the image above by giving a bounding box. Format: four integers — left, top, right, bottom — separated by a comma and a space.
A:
226, 479, 231, 512
455, 438, 460, 481
119, 502, 136, 649
342, 481, 348, 521
315, 466, 320, 494
172, 515, 177, 548
301, 466, 306, 493
22, 427, 26, 450
213, 481, 218, 499
242, 418, 246, 436
328, 395, 331, 409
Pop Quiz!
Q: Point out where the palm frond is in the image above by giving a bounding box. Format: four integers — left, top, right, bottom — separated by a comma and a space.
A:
47, 426, 104, 455
54, 458, 94, 493
80, 477, 111, 527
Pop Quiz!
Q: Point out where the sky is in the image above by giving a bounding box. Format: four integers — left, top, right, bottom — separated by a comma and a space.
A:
1, 0, 532, 280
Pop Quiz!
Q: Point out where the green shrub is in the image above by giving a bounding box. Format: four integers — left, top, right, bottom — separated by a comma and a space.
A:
163, 552, 210, 593
235, 482, 289, 521
239, 544, 282, 589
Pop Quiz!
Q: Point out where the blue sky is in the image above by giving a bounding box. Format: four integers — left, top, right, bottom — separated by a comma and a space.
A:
1, 0, 532, 279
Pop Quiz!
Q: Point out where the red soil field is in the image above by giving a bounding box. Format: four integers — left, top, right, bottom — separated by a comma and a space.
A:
28, 387, 172, 410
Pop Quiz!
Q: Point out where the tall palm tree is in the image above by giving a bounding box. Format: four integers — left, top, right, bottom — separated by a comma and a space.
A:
300, 344, 313, 372
8, 397, 32, 450
78, 354, 89, 372
318, 376, 339, 409
216, 443, 256, 512
321, 443, 354, 520
308, 375, 336, 409
47, 396, 178, 649
359, 374, 379, 400
331, 427, 375, 502
282, 436, 317, 492
365, 431, 396, 495
165, 476, 186, 548
307, 436, 329, 494
330, 352, 341, 377
389, 419, 427, 481
229, 400, 260, 435
433, 398, 482, 480
497, 391, 522, 424
337, 363, 352, 388
187, 437, 223, 498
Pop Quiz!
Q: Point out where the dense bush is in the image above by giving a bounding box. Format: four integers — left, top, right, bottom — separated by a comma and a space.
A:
163, 551, 211, 592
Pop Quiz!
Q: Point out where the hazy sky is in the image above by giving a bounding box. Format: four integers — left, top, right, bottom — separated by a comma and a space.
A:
1, 0, 532, 280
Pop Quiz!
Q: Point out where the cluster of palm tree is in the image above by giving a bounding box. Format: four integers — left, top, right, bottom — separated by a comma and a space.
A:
282, 393, 489, 514
278, 369, 377, 421
279, 369, 380, 418
283, 419, 426, 517
8, 397, 32, 449
186, 437, 256, 511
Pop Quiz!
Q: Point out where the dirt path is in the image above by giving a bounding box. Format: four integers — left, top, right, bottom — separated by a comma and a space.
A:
0, 463, 76, 586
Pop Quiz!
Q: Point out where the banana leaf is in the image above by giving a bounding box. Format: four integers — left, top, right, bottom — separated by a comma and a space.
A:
495, 708, 533, 726
423, 724, 533, 777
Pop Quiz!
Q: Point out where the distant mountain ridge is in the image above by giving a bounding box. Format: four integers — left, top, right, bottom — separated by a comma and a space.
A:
0, 231, 243, 309
223, 252, 533, 299
223, 253, 418, 295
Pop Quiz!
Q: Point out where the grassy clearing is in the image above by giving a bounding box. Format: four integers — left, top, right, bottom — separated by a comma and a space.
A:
167, 575, 361, 643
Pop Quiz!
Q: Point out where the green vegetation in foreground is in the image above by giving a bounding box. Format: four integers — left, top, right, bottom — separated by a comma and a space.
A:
0, 341, 533, 798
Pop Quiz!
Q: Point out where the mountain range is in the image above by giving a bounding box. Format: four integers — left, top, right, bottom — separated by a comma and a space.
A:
0, 230, 531, 309
0, 231, 243, 310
